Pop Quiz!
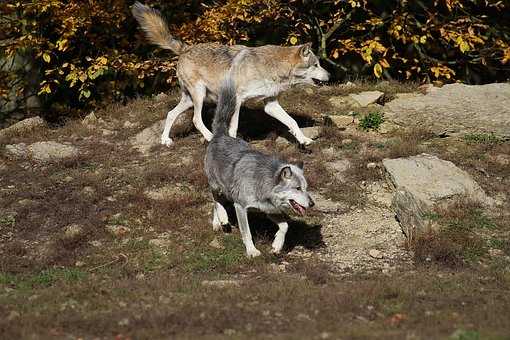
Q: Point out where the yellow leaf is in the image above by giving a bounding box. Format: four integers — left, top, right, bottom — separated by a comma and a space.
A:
289, 36, 298, 45
373, 63, 383, 78
459, 41, 470, 53
420, 36, 427, 44
43, 53, 51, 63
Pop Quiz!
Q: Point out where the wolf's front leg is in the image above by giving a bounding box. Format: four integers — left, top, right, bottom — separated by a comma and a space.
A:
212, 201, 229, 231
234, 203, 261, 258
264, 100, 314, 146
268, 215, 289, 254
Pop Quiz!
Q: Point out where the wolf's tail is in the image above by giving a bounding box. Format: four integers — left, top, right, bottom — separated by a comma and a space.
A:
132, 2, 188, 55
212, 79, 237, 137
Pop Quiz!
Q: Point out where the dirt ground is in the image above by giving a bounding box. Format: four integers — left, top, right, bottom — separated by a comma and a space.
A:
1, 83, 509, 339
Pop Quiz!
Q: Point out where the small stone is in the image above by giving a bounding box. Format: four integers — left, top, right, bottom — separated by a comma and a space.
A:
136, 273, 146, 280
106, 225, 130, 237
123, 121, 139, 129
82, 112, 98, 126
201, 280, 240, 288
154, 92, 169, 101
302, 126, 321, 140
89, 240, 102, 247
341, 138, 353, 146
209, 237, 224, 249
81, 186, 96, 196
494, 154, 510, 166
368, 249, 383, 259
149, 238, 171, 247
75, 261, 85, 267
63, 224, 83, 239
63, 176, 73, 183
489, 248, 504, 256
28, 141, 79, 162
101, 129, 115, 136
349, 91, 384, 107
118, 318, 130, 326
366, 162, 378, 169
275, 136, 290, 147
324, 115, 355, 130
4, 143, 28, 159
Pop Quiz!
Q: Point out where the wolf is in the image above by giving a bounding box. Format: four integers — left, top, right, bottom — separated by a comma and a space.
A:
132, 2, 330, 147
204, 78, 315, 257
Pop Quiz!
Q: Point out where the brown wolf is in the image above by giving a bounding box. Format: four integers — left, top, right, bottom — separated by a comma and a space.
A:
132, 2, 330, 146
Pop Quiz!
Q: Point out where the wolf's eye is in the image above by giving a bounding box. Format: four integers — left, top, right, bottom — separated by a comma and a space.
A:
296, 186, 302, 191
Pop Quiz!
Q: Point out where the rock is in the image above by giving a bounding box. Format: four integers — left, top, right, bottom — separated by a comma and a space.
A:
154, 92, 169, 101
302, 126, 321, 140
201, 280, 240, 288
123, 121, 139, 129
106, 225, 130, 237
418, 83, 438, 94
383, 154, 493, 234
28, 141, 79, 162
5, 143, 28, 159
81, 186, 96, 197
82, 112, 99, 126
368, 249, 383, 259
209, 237, 224, 249
149, 238, 172, 248
341, 138, 353, 146
0, 116, 46, 139
63, 224, 83, 239
328, 95, 360, 109
384, 83, 510, 138
349, 91, 384, 107
275, 136, 290, 147
324, 115, 355, 130
131, 113, 193, 153
366, 162, 378, 169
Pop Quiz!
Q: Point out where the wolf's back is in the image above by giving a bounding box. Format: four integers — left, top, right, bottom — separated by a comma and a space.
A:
212, 80, 237, 136
131, 2, 187, 55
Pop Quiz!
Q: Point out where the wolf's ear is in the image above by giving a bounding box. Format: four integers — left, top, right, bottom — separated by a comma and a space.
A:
299, 43, 312, 58
279, 166, 293, 180
296, 161, 304, 169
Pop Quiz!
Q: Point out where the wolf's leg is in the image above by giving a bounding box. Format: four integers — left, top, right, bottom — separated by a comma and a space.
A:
268, 215, 289, 254
189, 84, 213, 141
161, 92, 193, 146
228, 102, 242, 138
264, 100, 313, 146
234, 203, 261, 257
212, 201, 229, 231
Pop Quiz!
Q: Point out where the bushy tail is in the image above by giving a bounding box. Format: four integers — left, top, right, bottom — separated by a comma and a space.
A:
212, 79, 237, 137
131, 2, 188, 55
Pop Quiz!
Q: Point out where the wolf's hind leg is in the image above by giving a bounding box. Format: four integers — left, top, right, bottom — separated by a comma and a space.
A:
161, 92, 193, 146
212, 201, 229, 231
264, 100, 313, 146
268, 215, 289, 254
189, 83, 213, 141
234, 203, 261, 258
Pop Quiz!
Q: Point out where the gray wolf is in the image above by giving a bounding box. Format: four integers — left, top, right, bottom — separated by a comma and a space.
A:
132, 2, 330, 147
204, 78, 315, 257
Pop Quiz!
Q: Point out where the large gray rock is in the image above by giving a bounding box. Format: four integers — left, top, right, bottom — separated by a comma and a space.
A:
383, 154, 492, 234
131, 112, 193, 154
384, 83, 510, 138
349, 91, 384, 107
29, 141, 79, 162
5, 141, 79, 162
0, 116, 46, 139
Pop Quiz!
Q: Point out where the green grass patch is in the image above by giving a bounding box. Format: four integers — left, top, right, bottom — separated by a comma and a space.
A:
359, 111, 384, 131
463, 132, 502, 145
0, 268, 87, 290
0, 215, 16, 227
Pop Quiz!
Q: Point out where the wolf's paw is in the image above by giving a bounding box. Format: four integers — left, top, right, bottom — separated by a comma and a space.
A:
271, 244, 284, 254
161, 136, 174, 146
301, 136, 314, 146
246, 248, 261, 258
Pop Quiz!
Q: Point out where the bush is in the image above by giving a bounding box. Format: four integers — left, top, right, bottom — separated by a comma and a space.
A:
1, 0, 509, 120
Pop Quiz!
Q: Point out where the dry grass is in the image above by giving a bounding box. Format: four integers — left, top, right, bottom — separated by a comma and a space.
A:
1, 83, 510, 339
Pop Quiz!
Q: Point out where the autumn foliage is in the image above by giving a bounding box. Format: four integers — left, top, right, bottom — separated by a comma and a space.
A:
1, 0, 509, 118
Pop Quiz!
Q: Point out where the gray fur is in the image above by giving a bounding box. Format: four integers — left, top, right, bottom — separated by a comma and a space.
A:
205, 80, 315, 257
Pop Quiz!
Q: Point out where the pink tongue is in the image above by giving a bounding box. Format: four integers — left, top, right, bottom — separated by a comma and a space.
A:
296, 204, 305, 215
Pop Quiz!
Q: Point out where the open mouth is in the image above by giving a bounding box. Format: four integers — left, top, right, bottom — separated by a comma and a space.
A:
312, 79, 327, 86
289, 199, 306, 216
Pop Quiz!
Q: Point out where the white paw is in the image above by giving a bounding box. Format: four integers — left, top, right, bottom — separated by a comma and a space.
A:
212, 221, 222, 232
301, 136, 314, 146
271, 240, 284, 254
246, 248, 261, 258
161, 136, 174, 146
